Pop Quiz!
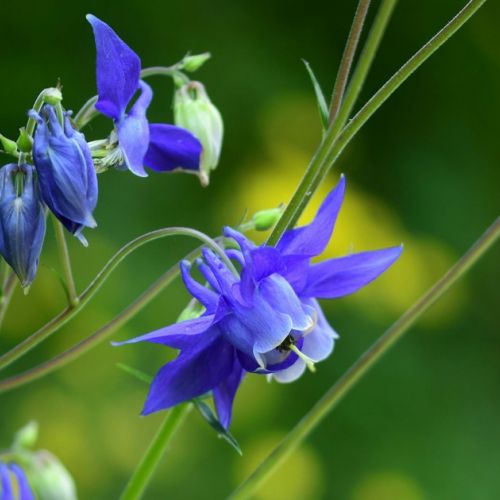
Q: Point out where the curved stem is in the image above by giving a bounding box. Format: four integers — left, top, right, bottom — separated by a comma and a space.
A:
25, 90, 48, 137
230, 217, 500, 500
267, 0, 487, 246
0, 272, 17, 331
120, 404, 192, 500
0, 227, 234, 372
52, 217, 79, 307
337, 0, 398, 125
328, 0, 371, 125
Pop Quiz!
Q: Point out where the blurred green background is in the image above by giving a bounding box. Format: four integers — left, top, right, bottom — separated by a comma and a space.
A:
1, 0, 499, 498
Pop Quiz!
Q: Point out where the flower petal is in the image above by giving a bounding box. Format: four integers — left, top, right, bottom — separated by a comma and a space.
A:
9, 464, 34, 500
271, 358, 306, 383
213, 356, 244, 429
0, 463, 13, 500
302, 245, 403, 299
113, 314, 221, 350
142, 335, 235, 414
277, 175, 345, 257
302, 299, 338, 361
116, 81, 152, 177
144, 124, 202, 173
180, 260, 218, 312
87, 14, 141, 120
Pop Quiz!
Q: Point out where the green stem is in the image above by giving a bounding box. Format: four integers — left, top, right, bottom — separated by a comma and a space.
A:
25, 90, 48, 137
52, 217, 79, 307
267, 0, 487, 246
0, 227, 234, 373
0, 272, 17, 331
336, 0, 398, 125
230, 217, 500, 500
120, 404, 192, 500
328, 0, 372, 125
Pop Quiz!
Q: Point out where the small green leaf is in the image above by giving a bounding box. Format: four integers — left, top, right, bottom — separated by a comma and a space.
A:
116, 363, 153, 384
193, 398, 242, 455
302, 60, 329, 130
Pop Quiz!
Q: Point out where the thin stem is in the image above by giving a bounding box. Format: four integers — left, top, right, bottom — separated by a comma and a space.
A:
52, 217, 79, 307
25, 90, 48, 137
328, 0, 372, 125
73, 96, 98, 130
337, 0, 398, 126
267, 0, 487, 247
230, 217, 500, 500
0, 227, 234, 373
0, 272, 17, 331
120, 404, 192, 500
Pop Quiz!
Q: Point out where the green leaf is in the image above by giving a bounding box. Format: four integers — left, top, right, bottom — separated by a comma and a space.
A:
302, 60, 329, 130
193, 398, 242, 455
116, 363, 153, 384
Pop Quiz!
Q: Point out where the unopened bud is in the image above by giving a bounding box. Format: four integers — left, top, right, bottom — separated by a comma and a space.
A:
16, 128, 33, 153
13, 421, 38, 451
174, 82, 223, 186
43, 87, 63, 106
181, 53, 211, 72
0, 134, 18, 155
252, 206, 284, 231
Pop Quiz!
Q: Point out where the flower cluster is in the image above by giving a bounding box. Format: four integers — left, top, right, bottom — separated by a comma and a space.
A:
0, 14, 222, 288
118, 176, 403, 429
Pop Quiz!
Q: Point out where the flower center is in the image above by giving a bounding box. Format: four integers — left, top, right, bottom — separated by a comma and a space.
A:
276, 334, 316, 373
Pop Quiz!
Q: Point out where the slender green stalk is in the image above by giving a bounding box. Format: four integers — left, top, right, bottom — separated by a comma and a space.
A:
0, 272, 17, 331
52, 217, 79, 307
120, 404, 192, 500
0, 227, 234, 372
25, 90, 49, 137
230, 217, 500, 500
328, 0, 371, 125
267, 0, 487, 246
336, 0, 398, 125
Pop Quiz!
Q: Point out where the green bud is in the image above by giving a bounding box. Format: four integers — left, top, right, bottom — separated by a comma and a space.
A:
0, 134, 18, 155
12, 421, 38, 450
181, 52, 211, 72
174, 82, 223, 186
252, 206, 285, 231
43, 87, 63, 106
17, 127, 33, 153
24, 450, 77, 500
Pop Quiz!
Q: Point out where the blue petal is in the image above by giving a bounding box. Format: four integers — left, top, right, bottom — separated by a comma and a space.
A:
116, 81, 152, 177
180, 260, 218, 312
0, 463, 13, 500
9, 464, 34, 500
277, 175, 345, 257
0, 164, 46, 287
301, 299, 338, 361
213, 356, 244, 429
271, 358, 306, 383
302, 245, 403, 299
144, 124, 202, 173
87, 14, 141, 120
113, 314, 222, 350
142, 335, 235, 414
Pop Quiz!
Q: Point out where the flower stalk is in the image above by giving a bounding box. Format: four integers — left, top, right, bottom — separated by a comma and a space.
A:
230, 216, 500, 500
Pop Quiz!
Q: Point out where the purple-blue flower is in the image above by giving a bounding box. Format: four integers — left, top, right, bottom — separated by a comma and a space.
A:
0, 164, 46, 288
86, 14, 202, 177
31, 105, 98, 246
117, 176, 402, 429
0, 462, 35, 500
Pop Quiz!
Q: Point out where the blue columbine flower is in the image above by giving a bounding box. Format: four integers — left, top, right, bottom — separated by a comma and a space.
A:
30, 105, 98, 246
117, 176, 402, 429
0, 164, 46, 288
86, 14, 202, 177
0, 461, 35, 500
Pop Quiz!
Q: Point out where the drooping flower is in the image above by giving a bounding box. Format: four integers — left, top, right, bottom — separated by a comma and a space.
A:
117, 176, 402, 429
0, 462, 35, 500
0, 164, 46, 288
30, 105, 98, 246
86, 14, 202, 177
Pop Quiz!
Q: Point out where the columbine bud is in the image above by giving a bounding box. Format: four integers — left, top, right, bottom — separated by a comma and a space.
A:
251, 206, 285, 231
181, 52, 211, 72
17, 127, 33, 153
0, 164, 46, 288
174, 82, 223, 186
43, 87, 63, 106
23, 450, 77, 500
31, 105, 98, 246
0, 134, 18, 156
